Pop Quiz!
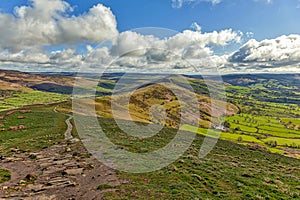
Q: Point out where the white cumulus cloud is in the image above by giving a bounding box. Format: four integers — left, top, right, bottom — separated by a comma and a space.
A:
1, 0, 279, 74
100, 28, 242, 73
0, 0, 118, 51
227, 34, 300, 73
230, 34, 300, 63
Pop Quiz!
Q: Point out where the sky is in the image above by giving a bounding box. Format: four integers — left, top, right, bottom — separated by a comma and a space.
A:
0, 0, 300, 74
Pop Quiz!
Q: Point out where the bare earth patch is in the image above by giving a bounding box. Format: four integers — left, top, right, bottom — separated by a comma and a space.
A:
0, 141, 126, 199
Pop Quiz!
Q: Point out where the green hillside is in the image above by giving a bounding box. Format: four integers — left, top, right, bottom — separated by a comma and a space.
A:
97, 117, 300, 200
1, 71, 300, 199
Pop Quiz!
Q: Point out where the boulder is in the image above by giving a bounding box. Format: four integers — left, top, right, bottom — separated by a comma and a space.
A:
17, 116, 26, 119
6, 111, 16, 115
8, 125, 25, 130
63, 168, 83, 175
19, 125, 25, 130
9, 126, 18, 131
25, 173, 37, 181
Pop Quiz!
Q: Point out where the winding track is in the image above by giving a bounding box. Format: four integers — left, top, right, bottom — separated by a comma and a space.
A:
54, 106, 74, 140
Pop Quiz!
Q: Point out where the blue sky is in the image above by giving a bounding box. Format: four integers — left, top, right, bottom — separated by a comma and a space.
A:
0, 0, 300, 73
2, 0, 300, 40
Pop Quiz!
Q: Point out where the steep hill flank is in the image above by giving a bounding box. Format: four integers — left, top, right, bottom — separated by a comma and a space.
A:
94, 81, 238, 129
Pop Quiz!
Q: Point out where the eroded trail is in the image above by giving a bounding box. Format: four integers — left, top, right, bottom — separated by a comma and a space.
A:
0, 106, 125, 199
0, 142, 125, 199
54, 106, 74, 141
64, 115, 73, 140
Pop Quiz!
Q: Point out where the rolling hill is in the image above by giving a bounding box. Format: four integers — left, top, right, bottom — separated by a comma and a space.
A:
1, 70, 300, 199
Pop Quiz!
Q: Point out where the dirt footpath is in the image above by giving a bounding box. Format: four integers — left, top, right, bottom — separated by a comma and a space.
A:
0, 141, 127, 200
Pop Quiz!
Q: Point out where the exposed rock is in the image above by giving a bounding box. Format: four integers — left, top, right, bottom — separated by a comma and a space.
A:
47, 178, 73, 185
24, 194, 56, 200
38, 157, 54, 162
10, 148, 20, 153
0, 141, 124, 199
8, 125, 25, 131
43, 180, 76, 189
70, 138, 80, 143
192, 174, 202, 181
43, 167, 66, 175
19, 125, 25, 130
3, 157, 22, 162
39, 163, 53, 168
2, 186, 8, 190
66, 147, 72, 152
9, 126, 19, 131
53, 159, 70, 165
6, 110, 15, 115
63, 168, 84, 175
25, 173, 37, 181
64, 162, 78, 167
18, 116, 27, 119
27, 184, 44, 192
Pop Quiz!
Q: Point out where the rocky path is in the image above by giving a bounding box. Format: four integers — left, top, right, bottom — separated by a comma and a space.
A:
53, 106, 76, 142
64, 115, 73, 141
0, 106, 127, 199
0, 140, 126, 199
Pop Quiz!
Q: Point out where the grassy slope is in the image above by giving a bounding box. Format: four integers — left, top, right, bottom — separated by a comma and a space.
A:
0, 105, 67, 155
94, 82, 238, 128
92, 118, 300, 200
0, 72, 300, 197
92, 78, 300, 157
0, 70, 73, 108
0, 104, 299, 199
0, 105, 68, 184
0, 89, 69, 111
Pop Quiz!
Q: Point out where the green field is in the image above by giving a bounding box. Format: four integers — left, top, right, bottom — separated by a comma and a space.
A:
0, 89, 69, 111
180, 113, 300, 156
0, 105, 67, 154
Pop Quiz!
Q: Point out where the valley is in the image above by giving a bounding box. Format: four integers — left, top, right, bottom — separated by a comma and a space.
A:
0, 70, 300, 199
